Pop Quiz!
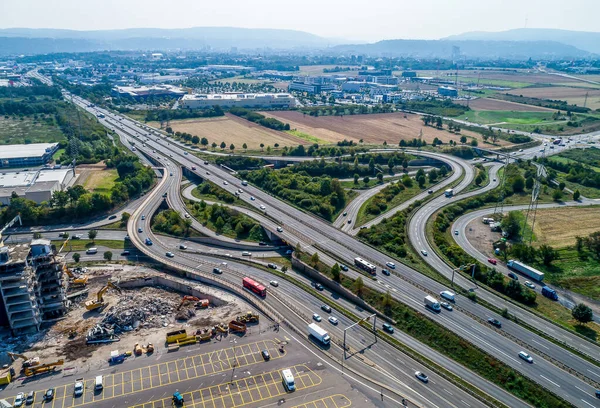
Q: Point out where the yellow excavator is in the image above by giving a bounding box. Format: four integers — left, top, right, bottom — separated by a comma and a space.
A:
24, 359, 64, 377
85, 281, 122, 311
63, 265, 89, 287
7, 352, 40, 368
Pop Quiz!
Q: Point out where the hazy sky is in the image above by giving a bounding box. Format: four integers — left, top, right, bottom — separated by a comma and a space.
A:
2, 0, 598, 42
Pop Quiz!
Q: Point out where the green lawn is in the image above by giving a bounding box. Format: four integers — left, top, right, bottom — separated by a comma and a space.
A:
556, 174, 600, 199
52, 148, 65, 162
83, 169, 119, 194
459, 110, 557, 125
285, 129, 326, 144
339, 174, 404, 190
0, 116, 65, 145
456, 76, 532, 89
52, 239, 130, 251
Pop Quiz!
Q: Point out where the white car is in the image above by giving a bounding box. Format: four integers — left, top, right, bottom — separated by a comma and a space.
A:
386, 261, 396, 269
242, 251, 252, 256
441, 302, 453, 311
184, 151, 188, 155
184, 213, 190, 218
454, 230, 459, 235
250, 196, 255, 201
165, 252, 175, 258
270, 280, 279, 287
179, 244, 187, 250
421, 250, 428, 256
223, 181, 228, 185
313, 313, 322, 322
519, 351, 533, 363
415, 371, 429, 383
74, 380, 84, 397
260, 205, 266, 210
328, 316, 339, 325
141, 215, 146, 220
524, 281, 536, 289
277, 226, 283, 232
14, 392, 24, 407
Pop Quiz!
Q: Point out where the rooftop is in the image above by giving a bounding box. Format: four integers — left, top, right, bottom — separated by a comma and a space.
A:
0, 143, 58, 160
182, 93, 292, 101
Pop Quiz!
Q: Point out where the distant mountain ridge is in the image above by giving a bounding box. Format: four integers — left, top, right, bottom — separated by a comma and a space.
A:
444, 28, 600, 54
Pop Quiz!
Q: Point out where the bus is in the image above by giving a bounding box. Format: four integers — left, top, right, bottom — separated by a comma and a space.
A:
242, 277, 267, 297
354, 257, 376, 275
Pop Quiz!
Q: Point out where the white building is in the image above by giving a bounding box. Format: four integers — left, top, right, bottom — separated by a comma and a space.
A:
0, 168, 75, 205
180, 93, 295, 110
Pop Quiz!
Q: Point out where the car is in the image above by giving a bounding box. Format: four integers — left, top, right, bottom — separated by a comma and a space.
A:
260, 205, 266, 210
347, 219, 352, 224
108, 215, 117, 220
427, 189, 433, 194
270, 280, 279, 287
277, 226, 283, 232
238, 189, 243, 194
166, 252, 175, 258
340, 264, 348, 271
14, 392, 25, 407
421, 250, 428, 256
440, 302, 453, 311
141, 215, 146, 220
124, 235, 130, 240
328, 316, 339, 325
44, 388, 55, 400
138, 227, 143, 233
321, 304, 332, 313
268, 263, 277, 270
173, 391, 184, 405
488, 318, 502, 328
184, 213, 190, 218
382, 323, 394, 333
493, 178, 497, 182
74, 380, 84, 397
223, 181, 228, 185
121, 250, 130, 256
73, 234, 82, 240
343, 211, 347, 216
386, 261, 396, 269
596, 389, 600, 399
487, 258, 497, 265
242, 251, 252, 256
285, 249, 293, 255
261, 349, 270, 361
250, 196, 255, 201
145, 238, 153, 246
508, 272, 518, 280
524, 281, 535, 289
415, 371, 429, 383
179, 243, 187, 250
454, 230, 459, 235
519, 148, 524, 152
382, 269, 390, 276
314, 283, 324, 291
206, 171, 210, 175
191, 166, 196, 170
153, 150, 156, 153
213, 267, 222, 274
518, 351, 533, 363
204, 161, 209, 165
259, 241, 267, 246
26, 390, 35, 404
184, 151, 188, 155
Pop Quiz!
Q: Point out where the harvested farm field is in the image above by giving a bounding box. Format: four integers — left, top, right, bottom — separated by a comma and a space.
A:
457, 97, 554, 112
148, 113, 308, 150
506, 87, 600, 110
529, 207, 600, 248
260, 111, 509, 146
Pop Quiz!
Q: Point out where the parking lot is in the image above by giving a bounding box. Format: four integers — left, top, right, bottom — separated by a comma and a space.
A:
4, 340, 284, 407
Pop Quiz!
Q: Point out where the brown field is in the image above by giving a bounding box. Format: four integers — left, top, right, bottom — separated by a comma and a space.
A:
456, 70, 584, 84
298, 65, 360, 76
506, 87, 600, 110
457, 97, 555, 112
148, 114, 308, 150
530, 207, 600, 248
260, 111, 510, 146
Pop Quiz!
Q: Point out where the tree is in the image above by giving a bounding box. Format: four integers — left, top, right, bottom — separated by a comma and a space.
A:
388, 158, 395, 173
215, 216, 225, 232
220, 141, 226, 150
260, 143, 265, 151
538, 244, 559, 266
500, 211, 521, 239
331, 263, 341, 282
552, 189, 563, 201
363, 176, 370, 186
368, 158, 375, 173
558, 181, 566, 191
310, 252, 320, 268
572, 303, 593, 324
191, 135, 200, 144
229, 144, 235, 153
573, 189, 581, 201
281, 265, 288, 273
121, 212, 130, 226
242, 143, 248, 152
103, 251, 113, 261
475, 174, 483, 185
88, 229, 98, 242
274, 143, 279, 150
402, 159, 409, 171
376, 173, 383, 183
525, 176, 534, 190
72, 253, 80, 263
382, 290, 392, 311
416, 175, 426, 188
353, 173, 360, 185
201, 137, 209, 147
354, 276, 364, 297
211, 142, 217, 151
460, 135, 467, 144
511, 176, 525, 193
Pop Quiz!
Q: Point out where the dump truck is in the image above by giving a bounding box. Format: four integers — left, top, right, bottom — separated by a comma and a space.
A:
85, 281, 121, 311
108, 350, 127, 364
166, 329, 187, 344
228, 320, 246, 333
177, 335, 198, 346
308, 323, 330, 345
424, 295, 441, 312
237, 312, 259, 324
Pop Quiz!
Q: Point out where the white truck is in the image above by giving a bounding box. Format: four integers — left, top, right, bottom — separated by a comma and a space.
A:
308, 323, 330, 345
482, 217, 494, 224
424, 295, 441, 312
507, 260, 545, 282
440, 291, 455, 302
444, 189, 454, 197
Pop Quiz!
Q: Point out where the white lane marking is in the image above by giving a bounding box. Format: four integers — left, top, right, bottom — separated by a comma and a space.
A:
530, 339, 550, 350
540, 375, 560, 388
444, 389, 453, 395
575, 386, 590, 395
587, 369, 600, 378
461, 400, 471, 407
581, 399, 596, 408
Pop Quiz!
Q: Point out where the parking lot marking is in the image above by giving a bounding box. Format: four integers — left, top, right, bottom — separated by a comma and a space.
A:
5, 340, 283, 408
291, 394, 351, 408
128, 364, 321, 408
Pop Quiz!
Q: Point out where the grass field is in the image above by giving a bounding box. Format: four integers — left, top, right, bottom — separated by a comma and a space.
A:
529, 206, 600, 248
52, 239, 129, 251
458, 110, 557, 125
262, 111, 508, 146
83, 168, 119, 194
0, 116, 64, 145
458, 98, 555, 112
506, 87, 600, 111
52, 148, 65, 162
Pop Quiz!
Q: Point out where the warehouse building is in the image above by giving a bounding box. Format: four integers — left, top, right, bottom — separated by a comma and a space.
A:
180, 93, 295, 109
438, 86, 458, 97
0, 168, 75, 205
0, 143, 58, 168
112, 84, 187, 100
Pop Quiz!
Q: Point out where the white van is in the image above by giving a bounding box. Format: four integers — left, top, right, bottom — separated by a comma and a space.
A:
94, 375, 103, 391
440, 291, 455, 302
86, 248, 98, 255
281, 369, 295, 392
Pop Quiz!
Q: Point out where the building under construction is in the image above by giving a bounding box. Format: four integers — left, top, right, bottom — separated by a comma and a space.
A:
0, 239, 68, 334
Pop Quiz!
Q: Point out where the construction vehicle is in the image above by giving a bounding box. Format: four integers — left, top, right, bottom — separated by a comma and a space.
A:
7, 353, 40, 368
85, 281, 122, 311
86, 324, 120, 344
24, 359, 64, 377
228, 320, 246, 333
237, 312, 259, 324
176, 335, 198, 347
166, 329, 187, 344
63, 265, 89, 287
145, 343, 154, 354
176, 296, 209, 311
134, 343, 143, 356
108, 350, 128, 364
216, 324, 228, 334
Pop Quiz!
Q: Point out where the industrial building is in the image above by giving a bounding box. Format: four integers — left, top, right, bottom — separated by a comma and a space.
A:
0, 143, 58, 168
179, 93, 295, 109
112, 84, 187, 100
0, 168, 76, 205
0, 239, 68, 334
438, 86, 458, 97
288, 76, 337, 94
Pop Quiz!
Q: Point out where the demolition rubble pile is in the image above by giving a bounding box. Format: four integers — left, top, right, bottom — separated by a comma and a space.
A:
101, 292, 179, 334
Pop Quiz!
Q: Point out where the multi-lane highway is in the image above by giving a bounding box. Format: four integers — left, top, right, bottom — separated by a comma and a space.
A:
50, 85, 600, 407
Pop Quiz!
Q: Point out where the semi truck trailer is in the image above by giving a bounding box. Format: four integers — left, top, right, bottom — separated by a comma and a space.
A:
308, 323, 330, 345
506, 260, 544, 282
424, 295, 441, 312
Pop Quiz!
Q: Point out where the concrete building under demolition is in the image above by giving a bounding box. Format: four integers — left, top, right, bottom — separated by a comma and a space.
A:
0, 239, 68, 334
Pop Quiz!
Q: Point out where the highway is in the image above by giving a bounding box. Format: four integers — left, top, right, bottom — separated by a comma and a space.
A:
56, 88, 600, 406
